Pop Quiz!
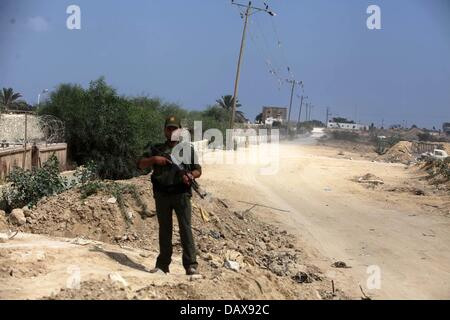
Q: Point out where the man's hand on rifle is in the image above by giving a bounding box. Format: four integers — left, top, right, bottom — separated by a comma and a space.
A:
182, 172, 194, 186
182, 169, 201, 186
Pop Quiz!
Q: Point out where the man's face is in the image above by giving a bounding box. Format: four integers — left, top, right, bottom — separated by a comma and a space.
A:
164, 126, 179, 141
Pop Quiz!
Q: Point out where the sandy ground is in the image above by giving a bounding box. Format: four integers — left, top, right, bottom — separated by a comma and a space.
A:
1, 232, 325, 300
200, 130, 450, 300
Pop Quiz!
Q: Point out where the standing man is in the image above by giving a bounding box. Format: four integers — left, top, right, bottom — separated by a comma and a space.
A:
138, 115, 202, 275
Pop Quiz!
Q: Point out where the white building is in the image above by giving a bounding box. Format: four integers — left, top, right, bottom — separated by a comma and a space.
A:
327, 121, 369, 131
265, 117, 283, 126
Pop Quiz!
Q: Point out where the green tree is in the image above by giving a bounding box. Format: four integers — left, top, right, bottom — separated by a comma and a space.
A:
255, 113, 263, 123
127, 96, 166, 146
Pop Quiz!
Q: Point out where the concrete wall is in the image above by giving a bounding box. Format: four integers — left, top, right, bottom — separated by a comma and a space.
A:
0, 114, 45, 143
0, 143, 67, 180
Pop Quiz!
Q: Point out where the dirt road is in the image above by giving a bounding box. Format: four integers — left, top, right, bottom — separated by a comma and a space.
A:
201, 131, 450, 299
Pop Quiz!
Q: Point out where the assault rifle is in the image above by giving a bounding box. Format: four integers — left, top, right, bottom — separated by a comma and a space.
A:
151, 145, 207, 199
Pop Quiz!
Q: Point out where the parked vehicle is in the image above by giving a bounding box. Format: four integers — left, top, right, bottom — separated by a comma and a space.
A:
420, 149, 449, 160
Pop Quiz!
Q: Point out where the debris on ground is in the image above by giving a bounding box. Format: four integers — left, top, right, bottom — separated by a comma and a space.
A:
292, 271, 322, 284
10, 208, 26, 226
353, 173, 384, 188
355, 173, 384, 186
107, 197, 117, 204
224, 260, 240, 272
359, 285, 372, 300
332, 261, 351, 269
385, 186, 426, 196
108, 272, 129, 287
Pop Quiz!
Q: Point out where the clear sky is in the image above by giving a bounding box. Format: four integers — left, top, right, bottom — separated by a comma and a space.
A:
1, 0, 449, 129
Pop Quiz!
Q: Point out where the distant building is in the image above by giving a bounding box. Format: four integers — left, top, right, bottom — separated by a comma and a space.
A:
327, 120, 368, 131
443, 123, 450, 135
262, 106, 287, 125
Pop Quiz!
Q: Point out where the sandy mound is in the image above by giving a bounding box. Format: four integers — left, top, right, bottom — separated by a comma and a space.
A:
441, 143, 450, 155
402, 128, 423, 141
377, 141, 414, 164
15, 178, 157, 246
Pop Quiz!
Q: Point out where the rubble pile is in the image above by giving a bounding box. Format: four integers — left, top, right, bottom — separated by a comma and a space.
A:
354, 173, 384, 187
377, 141, 414, 164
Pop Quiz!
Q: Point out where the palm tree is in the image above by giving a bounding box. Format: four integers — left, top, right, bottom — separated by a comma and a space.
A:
216, 95, 246, 123
216, 95, 240, 111
0, 88, 26, 111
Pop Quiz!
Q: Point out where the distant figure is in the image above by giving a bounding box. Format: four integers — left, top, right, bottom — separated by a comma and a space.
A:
138, 115, 202, 276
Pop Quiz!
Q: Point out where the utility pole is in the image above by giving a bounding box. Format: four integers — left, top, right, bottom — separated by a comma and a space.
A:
297, 95, 308, 124
309, 105, 314, 121
230, 1, 276, 129
285, 79, 302, 129
326, 107, 331, 126
230, 2, 250, 129
22, 111, 28, 169
306, 103, 314, 121
287, 80, 295, 127
305, 103, 309, 122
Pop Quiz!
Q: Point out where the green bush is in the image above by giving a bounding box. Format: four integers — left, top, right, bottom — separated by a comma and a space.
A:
422, 157, 450, 182
73, 161, 98, 185
38, 78, 163, 180
0, 155, 67, 211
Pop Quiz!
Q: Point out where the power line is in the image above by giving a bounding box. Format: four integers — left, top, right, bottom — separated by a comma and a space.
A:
270, 17, 293, 79
252, 15, 285, 82
247, 19, 284, 90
